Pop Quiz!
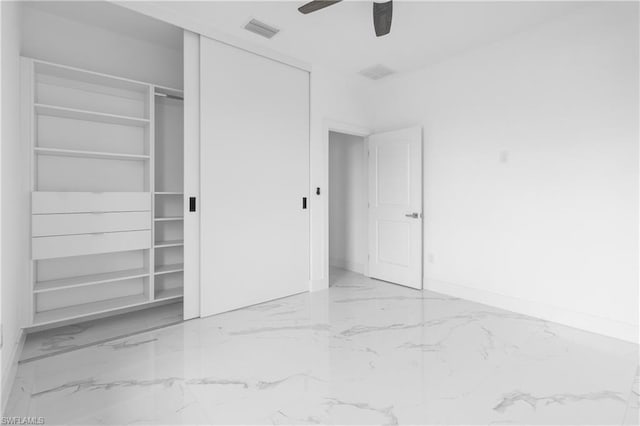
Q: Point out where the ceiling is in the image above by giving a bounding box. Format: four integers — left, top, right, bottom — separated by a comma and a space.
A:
30, 1, 584, 79
153, 0, 582, 77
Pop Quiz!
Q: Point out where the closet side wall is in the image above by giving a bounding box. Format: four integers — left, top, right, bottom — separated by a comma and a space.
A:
1, 0, 27, 410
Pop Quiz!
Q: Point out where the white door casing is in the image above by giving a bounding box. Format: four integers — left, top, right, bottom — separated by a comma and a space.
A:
368, 126, 423, 289
199, 37, 310, 316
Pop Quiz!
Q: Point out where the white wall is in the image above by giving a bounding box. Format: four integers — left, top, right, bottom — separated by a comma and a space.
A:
365, 3, 639, 342
1, 0, 26, 410
310, 68, 372, 289
21, 4, 182, 88
329, 132, 367, 274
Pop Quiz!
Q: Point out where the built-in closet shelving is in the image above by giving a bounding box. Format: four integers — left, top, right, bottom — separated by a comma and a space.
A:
26, 58, 184, 326
152, 86, 185, 303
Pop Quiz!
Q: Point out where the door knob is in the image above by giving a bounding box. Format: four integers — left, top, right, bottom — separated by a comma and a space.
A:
405, 212, 421, 218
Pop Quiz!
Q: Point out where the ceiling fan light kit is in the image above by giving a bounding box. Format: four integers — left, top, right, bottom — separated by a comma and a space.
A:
298, 0, 393, 37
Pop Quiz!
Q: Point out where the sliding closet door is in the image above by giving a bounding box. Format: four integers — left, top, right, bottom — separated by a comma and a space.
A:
200, 37, 309, 316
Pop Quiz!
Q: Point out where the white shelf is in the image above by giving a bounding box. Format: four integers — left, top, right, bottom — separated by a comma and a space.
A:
154, 85, 183, 96
33, 293, 149, 326
34, 147, 150, 161
154, 287, 183, 302
154, 216, 183, 222
154, 263, 184, 275
154, 192, 183, 195
35, 103, 149, 127
35, 60, 150, 95
35, 268, 149, 293
154, 239, 184, 248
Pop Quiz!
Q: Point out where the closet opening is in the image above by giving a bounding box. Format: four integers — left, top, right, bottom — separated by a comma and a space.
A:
328, 131, 368, 286
19, 1, 186, 361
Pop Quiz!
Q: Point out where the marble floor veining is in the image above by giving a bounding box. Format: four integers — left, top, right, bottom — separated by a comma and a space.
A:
6, 269, 639, 425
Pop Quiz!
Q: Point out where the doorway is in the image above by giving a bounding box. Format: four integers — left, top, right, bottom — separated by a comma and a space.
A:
326, 126, 424, 289
328, 131, 368, 285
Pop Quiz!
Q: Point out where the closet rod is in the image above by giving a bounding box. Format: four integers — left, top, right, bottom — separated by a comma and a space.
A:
155, 92, 184, 101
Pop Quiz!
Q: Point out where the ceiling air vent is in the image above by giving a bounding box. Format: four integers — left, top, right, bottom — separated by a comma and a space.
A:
358, 64, 395, 80
244, 19, 280, 39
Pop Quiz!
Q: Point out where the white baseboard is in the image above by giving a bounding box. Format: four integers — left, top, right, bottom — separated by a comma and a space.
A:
329, 257, 364, 274
2, 328, 26, 413
426, 278, 638, 344
310, 278, 328, 292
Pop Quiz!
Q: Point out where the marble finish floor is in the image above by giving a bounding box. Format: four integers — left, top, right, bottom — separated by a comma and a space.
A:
6, 269, 639, 425
21, 302, 183, 363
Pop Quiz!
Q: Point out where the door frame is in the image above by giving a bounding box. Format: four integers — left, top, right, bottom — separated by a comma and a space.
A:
319, 119, 371, 289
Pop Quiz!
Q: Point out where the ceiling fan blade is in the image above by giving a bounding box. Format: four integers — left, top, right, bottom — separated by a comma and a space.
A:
298, 0, 342, 14
373, 0, 393, 37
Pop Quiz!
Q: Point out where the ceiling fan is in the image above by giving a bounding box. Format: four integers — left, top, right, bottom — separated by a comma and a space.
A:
298, 0, 393, 37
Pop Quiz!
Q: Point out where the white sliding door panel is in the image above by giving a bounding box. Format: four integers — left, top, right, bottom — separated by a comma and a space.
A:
200, 37, 310, 316
368, 127, 423, 289
183, 31, 200, 320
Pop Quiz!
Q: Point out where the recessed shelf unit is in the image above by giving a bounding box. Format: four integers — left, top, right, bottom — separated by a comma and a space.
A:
25, 57, 184, 327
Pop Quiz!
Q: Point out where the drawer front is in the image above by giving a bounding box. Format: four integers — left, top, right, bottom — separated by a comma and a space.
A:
32, 212, 150, 237
32, 230, 151, 260
32, 192, 150, 214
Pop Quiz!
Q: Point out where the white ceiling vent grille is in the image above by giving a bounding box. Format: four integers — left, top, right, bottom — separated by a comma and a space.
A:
244, 19, 280, 39
358, 64, 395, 80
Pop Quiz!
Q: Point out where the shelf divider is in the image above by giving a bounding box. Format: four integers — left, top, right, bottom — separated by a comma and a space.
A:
154, 239, 184, 249
35, 268, 150, 293
35, 103, 150, 127
154, 287, 183, 302
154, 263, 184, 275
34, 147, 150, 161
33, 294, 150, 326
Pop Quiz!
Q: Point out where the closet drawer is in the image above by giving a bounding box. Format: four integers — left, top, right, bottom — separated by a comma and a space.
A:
32, 230, 151, 260
32, 212, 151, 237
32, 192, 150, 214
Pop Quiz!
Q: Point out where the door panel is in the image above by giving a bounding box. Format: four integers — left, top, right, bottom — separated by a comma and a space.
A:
200, 37, 310, 316
368, 127, 422, 289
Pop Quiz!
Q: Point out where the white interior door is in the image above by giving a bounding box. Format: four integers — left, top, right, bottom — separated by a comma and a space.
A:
368, 126, 423, 289
199, 37, 310, 316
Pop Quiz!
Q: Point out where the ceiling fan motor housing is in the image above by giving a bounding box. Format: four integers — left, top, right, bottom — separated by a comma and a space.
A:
298, 0, 393, 37
373, 0, 393, 37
